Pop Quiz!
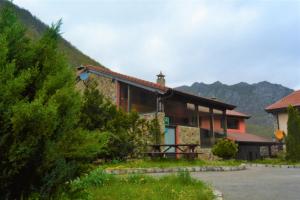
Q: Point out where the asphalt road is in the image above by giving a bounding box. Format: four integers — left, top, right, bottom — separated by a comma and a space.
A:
191, 166, 300, 200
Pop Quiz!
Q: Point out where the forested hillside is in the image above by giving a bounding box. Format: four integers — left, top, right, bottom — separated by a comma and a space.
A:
0, 0, 103, 67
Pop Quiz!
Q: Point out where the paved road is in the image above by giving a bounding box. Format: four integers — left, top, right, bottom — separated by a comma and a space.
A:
191, 166, 300, 200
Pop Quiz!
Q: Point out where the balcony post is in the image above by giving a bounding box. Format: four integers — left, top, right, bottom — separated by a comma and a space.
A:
209, 107, 215, 144
127, 85, 131, 112
222, 109, 228, 137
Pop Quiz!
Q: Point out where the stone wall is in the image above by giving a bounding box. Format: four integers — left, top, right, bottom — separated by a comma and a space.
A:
140, 112, 165, 143
76, 73, 117, 104
177, 126, 201, 155
177, 126, 200, 144
278, 113, 288, 134
91, 73, 117, 104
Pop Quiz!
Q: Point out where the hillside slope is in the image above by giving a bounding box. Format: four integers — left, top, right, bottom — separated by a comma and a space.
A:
177, 81, 293, 137
0, 0, 103, 67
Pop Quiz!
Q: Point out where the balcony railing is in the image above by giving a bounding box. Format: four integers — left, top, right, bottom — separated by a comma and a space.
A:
200, 128, 226, 148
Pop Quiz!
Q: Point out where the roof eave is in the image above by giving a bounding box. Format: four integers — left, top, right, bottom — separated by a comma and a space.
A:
171, 89, 236, 110
87, 69, 166, 95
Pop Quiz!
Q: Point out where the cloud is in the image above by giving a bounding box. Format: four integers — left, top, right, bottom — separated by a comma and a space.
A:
14, 0, 300, 89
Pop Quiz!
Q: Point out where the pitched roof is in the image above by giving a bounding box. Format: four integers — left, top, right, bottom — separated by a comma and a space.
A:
86, 65, 168, 93
81, 65, 236, 110
171, 89, 236, 110
265, 90, 300, 112
226, 110, 251, 118
227, 132, 275, 143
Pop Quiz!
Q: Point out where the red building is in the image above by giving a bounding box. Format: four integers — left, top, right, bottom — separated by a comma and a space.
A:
77, 65, 278, 160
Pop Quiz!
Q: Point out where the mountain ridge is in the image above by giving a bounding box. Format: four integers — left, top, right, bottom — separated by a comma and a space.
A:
177, 81, 294, 137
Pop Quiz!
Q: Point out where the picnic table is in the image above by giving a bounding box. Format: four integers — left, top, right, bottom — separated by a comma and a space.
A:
146, 144, 202, 159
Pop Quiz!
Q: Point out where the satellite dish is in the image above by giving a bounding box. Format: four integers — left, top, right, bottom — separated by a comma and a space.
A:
79, 72, 89, 81
275, 130, 285, 141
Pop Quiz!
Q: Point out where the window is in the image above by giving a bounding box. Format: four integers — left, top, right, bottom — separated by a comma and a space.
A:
221, 117, 239, 129
227, 118, 239, 129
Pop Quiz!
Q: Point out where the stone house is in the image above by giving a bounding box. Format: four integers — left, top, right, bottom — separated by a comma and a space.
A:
77, 65, 277, 160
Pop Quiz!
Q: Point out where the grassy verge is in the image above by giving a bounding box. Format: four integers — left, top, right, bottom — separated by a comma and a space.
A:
101, 158, 241, 169
68, 169, 214, 200
249, 158, 300, 165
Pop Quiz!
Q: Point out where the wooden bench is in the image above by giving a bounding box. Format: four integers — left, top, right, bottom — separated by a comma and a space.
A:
145, 144, 202, 159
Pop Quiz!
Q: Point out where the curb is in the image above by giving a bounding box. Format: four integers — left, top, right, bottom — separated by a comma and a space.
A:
213, 189, 224, 200
104, 164, 246, 175
246, 163, 300, 169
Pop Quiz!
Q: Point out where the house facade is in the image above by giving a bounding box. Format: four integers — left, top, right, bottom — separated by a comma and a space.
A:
77, 65, 277, 160
265, 90, 300, 136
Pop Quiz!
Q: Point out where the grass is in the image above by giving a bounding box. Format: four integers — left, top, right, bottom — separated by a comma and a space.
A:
69, 169, 214, 200
101, 158, 242, 169
249, 158, 300, 166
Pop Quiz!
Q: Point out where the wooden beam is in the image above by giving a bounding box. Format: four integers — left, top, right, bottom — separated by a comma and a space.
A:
222, 109, 228, 137
156, 96, 164, 112
115, 80, 120, 109
276, 114, 280, 130
209, 107, 215, 144
127, 85, 131, 112
195, 104, 200, 128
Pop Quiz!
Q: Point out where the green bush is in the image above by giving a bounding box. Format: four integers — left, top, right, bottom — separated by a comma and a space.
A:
212, 139, 238, 159
286, 106, 300, 161
67, 168, 115, 200
0, 4, 105, 199
79, 82, 151, 160
65, 168, 213, 200
177, 170, 194, 185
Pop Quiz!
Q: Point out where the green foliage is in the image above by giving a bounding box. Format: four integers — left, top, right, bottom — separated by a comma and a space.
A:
79, 82, 150, 160
212, 139, 238, 159
0, 0, 102, 67
0, 4, 104, 199
148, 117, 162, 144
65, 168, 213, 200
249, 157, 300, 165
177, 170, 194, 185
286, 106, 300, 161
67, 168, 115, 200
101, 158, 242, 169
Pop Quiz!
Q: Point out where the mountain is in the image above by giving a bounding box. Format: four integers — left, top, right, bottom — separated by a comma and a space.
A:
0, 0, 104, 68
177, 81, 294, 137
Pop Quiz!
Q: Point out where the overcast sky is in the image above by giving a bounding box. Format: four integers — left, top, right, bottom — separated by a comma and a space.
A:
14, 0, 300, 89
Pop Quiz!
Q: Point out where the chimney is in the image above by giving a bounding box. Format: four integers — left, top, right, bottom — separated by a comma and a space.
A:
156, 71, 165, 86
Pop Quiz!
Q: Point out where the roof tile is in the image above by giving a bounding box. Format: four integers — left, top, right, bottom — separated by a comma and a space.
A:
226, 110, 250, 118
227, 132, 274, 143
265, 90, 300, 111
86, 65, 169, 92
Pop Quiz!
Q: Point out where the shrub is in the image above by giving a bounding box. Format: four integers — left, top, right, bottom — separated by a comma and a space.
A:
79, 82, 151, 160
212, 139, 238, 159
68, 168, 115, 200
148, 117, 162, 144
177, 170, 194, 185
286, 106, 300, 161
0, 4, 105, 198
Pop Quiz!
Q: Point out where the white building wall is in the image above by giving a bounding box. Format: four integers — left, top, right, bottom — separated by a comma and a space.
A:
278, 113, 288, 134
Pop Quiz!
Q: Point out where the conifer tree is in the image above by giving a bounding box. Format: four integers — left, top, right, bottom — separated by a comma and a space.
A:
0, 3, 103, 198
286, 106, 300, 161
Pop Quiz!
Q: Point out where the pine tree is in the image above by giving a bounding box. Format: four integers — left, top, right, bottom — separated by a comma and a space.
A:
0, 3, 103, 199
286, 106, 300, 161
